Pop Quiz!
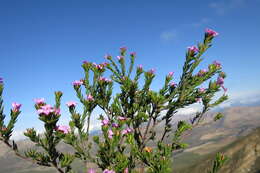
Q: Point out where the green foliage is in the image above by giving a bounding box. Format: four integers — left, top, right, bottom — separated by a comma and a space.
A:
0, 29, 228, 173
0, 81, 21, 150
208, 153, 228, 173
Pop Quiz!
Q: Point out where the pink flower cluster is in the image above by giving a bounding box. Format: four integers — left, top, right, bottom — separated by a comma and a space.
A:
188, 46, 199, 54
196, 98, 202, 103
198, 88, 206, 93
72, 80, 83, 87
112, 123, 119, 128
137, 64, 143, 71
118, 116, 127, 121
99, 77, 112, 83
37, 104, 60, 116
101, 119, 109, 126
34, 98, 45, 105
216, 76, 224, 85
103, 169, 115, 173
213, 60, 222, 68
169, 81, 176, 88
217, 76, 227, 92
87, 168, 96, 173
168, 72, 174, 77
198, 69, 208, 77
66, 101, 77, 107
108, 129, 114, 139
205, 28, 219, 37
12, 102, 22, 112
56, 125, 70, 134
93, 62, 107, 70
86, 94, 94, 101
120, 46, 127, 53
148, 68, 156, 75
122, 127, 133, 135
130, 52, 136, 57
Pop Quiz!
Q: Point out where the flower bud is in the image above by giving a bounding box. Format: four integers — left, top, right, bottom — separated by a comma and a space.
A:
56, 125, 70, 134
205, 28, 219, 37
66, 101, 77, 108
12, 102, 22, 113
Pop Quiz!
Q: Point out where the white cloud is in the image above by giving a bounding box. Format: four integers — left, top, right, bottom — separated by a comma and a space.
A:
217, 89, 260, 108
11, 128, 44, 141
192, 18, 211, 27
209, 0, 248, 15
160, 30, 177, 41
176, 104, 203, 116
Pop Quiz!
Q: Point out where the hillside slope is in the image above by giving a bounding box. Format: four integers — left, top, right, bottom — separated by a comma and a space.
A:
174, 127, 260, 173
0, 106, 259, 173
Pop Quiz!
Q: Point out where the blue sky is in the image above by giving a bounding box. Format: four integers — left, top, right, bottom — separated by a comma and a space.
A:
0, 0, 260, 139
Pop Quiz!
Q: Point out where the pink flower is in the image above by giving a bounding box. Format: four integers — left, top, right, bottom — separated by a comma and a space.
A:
73, 80, 83, 86
12, 102, 22, 112
122, 128, 133, 135
99, 77, 112, 83
205, 28, 219, 37
118, 116, 127, 121
34, 98, 45, 105
87, 168, 96, 173
93, 63, 104, 70
54, 108, 60, 115
112, 123, 119, 128
168, 72, 174, 77
213, 60, 222, 68
124, 168, 129, 173
99, 77, 105, 81
196, 98, 202, 103
103, 169, 115, 173
83, 61, 90, 65
122, 129, 128, 135
198, 69, 208, 76
41, 104, 52, 110
86, 94, 94, 101
102, 62, 109, 67
137, 64, 143, 71
216, 77, 224, 85
188, 46, 199, 54
198, 88, 206, 93
108, 129, 114, 139
117, 56, 124, 60
120, 47, 127, 52
130, 52, 136, 57
56, 125, 70, 134
37, 104, 55, 116
101, 119, 109, 126
169, 82, 176, 87
66, 101, 77, 107
148, 68, 156, 74
126, 128, 133, 133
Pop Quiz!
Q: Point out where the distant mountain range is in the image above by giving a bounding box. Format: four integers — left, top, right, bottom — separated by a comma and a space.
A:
1, 105, 260, 173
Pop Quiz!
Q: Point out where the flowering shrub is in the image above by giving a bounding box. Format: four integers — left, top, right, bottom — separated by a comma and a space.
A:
0, 78, 22, 149
0, 28, 228, 173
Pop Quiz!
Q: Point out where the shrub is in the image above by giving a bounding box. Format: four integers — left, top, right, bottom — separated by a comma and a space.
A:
0, 28, 228, 173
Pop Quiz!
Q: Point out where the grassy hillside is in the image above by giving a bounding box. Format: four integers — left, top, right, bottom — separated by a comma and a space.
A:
0, 106, 260, 173
174, 127, 260, 173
